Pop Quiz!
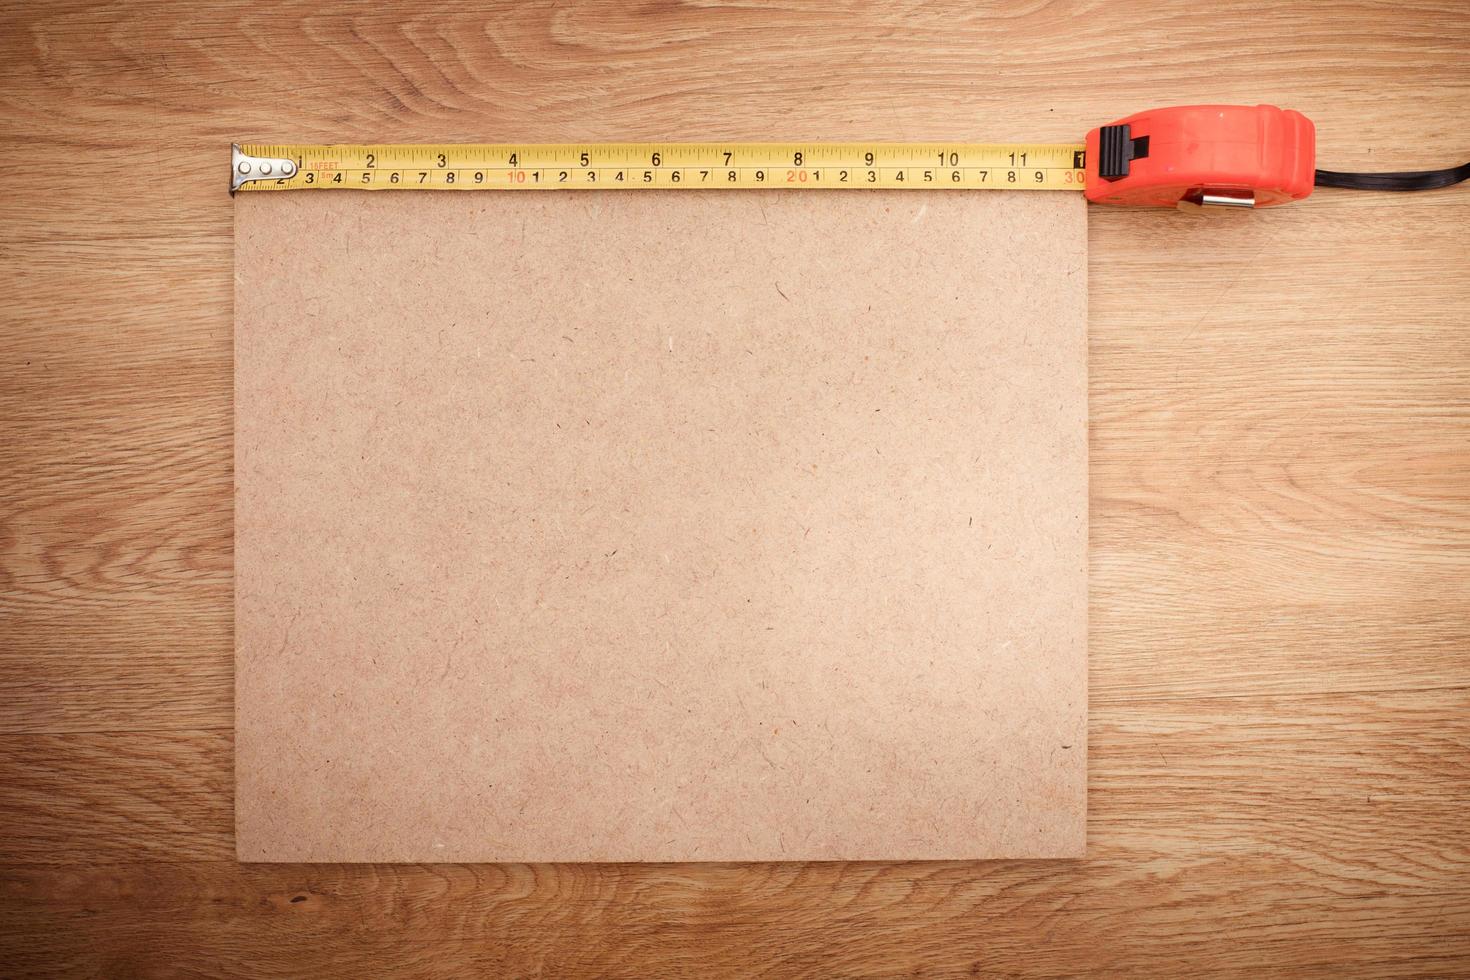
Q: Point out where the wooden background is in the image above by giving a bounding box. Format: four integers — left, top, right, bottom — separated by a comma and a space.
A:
2, 1, 1467, 976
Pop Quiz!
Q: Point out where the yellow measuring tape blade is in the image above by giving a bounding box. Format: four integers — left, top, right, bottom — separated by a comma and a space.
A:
234, 143, 1088, 192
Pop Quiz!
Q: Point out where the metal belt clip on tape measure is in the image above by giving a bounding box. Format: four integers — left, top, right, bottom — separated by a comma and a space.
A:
232, 104, 1468, 209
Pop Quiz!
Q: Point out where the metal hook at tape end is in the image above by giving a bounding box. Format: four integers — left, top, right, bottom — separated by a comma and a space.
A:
231, 145, 298, 194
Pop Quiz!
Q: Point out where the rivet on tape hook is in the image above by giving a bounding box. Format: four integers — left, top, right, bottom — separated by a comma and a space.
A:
231, 145, 298, 194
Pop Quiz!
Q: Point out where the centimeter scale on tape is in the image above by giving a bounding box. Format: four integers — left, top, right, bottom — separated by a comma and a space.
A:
232, 142, 1087, 194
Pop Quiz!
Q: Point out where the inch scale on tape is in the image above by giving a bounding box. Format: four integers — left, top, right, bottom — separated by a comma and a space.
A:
233, 142, 1088, 193
232, 105, 1469, 209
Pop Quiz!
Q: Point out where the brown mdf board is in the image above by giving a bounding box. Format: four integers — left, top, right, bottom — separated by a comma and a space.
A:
233, 189, 1088, 863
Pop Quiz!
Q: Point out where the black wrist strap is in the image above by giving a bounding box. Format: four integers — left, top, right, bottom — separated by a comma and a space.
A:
1314, 161, 1470, 191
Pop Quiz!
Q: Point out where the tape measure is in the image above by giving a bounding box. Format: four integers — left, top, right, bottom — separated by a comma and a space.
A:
232, 106, 1467, 209
232, 142, 1087, 194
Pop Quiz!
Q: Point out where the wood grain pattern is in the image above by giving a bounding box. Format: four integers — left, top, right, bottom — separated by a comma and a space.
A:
1, 0, 1466, 975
